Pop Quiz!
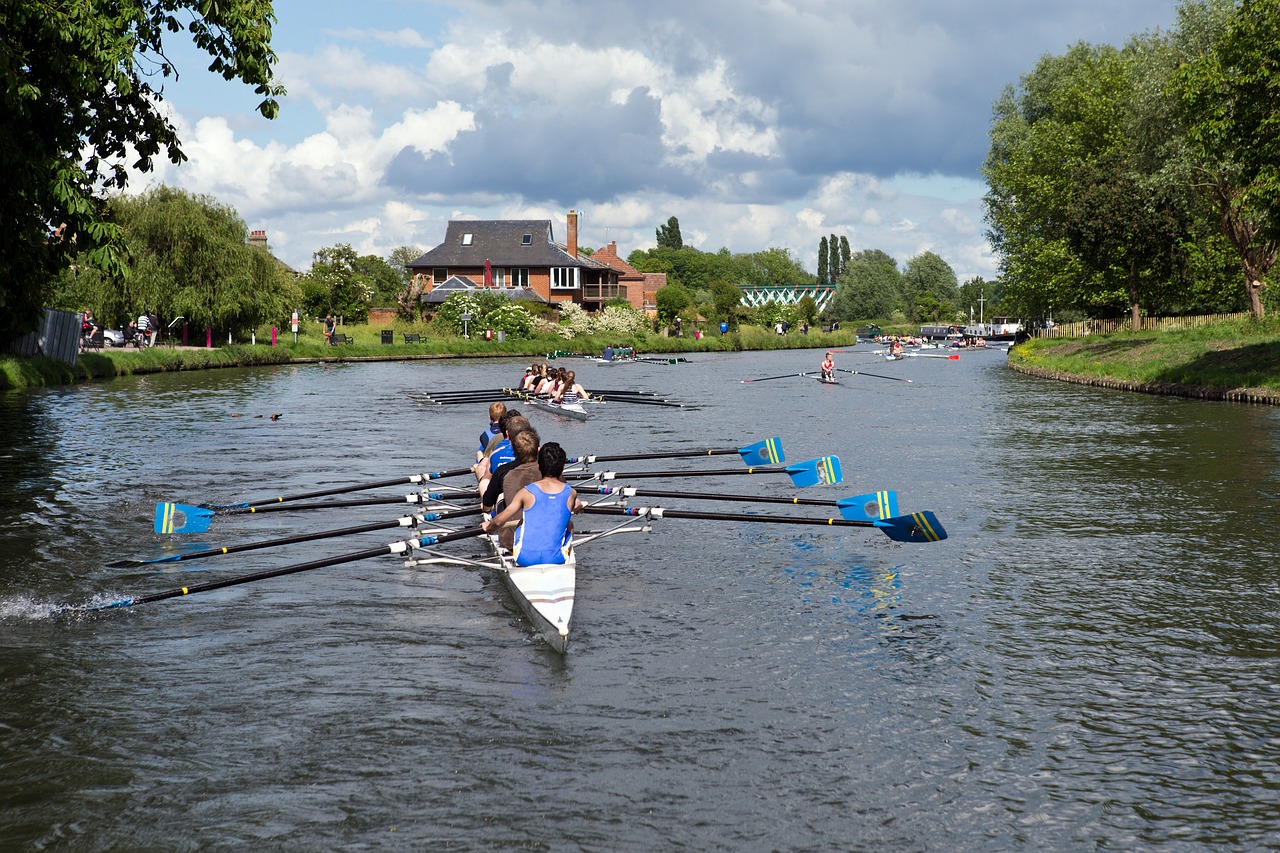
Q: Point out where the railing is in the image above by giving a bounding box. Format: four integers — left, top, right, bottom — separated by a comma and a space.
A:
1036, 312, 1251, 338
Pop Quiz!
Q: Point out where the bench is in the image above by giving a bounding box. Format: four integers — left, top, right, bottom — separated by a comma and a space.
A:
331, 333, 353, 345
403, 333, 422, 344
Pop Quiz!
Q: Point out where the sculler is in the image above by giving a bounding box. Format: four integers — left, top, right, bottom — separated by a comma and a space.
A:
481, 442, 582, 566
821, 352, 834, 382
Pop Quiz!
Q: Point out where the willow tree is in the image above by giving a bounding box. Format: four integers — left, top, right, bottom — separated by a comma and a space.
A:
0, 0, 284, 342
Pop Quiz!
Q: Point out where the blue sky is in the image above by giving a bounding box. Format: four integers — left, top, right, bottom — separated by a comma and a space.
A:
137, 0, 1180, 281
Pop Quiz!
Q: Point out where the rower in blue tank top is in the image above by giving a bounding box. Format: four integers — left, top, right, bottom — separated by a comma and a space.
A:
481, 442, 581, 565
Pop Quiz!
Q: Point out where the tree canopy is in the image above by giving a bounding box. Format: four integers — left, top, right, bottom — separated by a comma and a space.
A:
0, 0, 284, 342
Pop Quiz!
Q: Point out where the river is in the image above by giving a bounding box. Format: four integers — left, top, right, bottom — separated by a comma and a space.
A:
2, 347, 1278, 851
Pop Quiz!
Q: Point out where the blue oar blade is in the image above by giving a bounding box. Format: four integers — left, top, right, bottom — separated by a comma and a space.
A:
739, 437, 784, 465
875, 511, 947, 543
836, 490, 899, 521
785, 456, 842, 488
154, 502, 214, 535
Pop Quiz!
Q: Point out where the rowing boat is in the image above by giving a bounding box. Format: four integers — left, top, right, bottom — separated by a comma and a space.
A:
482, 531, 576, 653
525, 396, 591, 420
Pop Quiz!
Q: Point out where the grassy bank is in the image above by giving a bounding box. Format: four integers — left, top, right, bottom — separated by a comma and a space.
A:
1008, 317, 1280, 403
1, 324, 861, 391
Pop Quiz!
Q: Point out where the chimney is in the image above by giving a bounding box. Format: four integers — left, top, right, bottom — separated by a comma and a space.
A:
248, 229, 267, 249
567, 210, 578, 258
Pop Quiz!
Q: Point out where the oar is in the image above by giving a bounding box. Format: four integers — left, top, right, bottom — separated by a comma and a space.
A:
181, 469, 476, 513
588, 486, 898, 521
157, 494, 476, 535
566, 455, 842, 488
570, 437, 784, 466
157, 488, 478, 534
906, 353, 960, 360
117, 507, 483, 568
80, 527, 487, 612
834, 368, 913, 383
741, 372, 814, 383
579, 506, 947, 543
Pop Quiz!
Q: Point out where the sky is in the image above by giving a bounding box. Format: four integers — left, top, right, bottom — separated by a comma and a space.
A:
134, 0, 1180, 282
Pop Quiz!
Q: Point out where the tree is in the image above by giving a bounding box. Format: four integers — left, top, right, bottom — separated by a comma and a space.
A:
655, 283, 692, 326
1173, 0, 1280, 318
52, 186, 298, 334
828, 250, 900, 321
303, 245, 374, 321
352, 254, 403, 308
817, 236, 829, 285
0, 0, 284, 342
656, 216, 684, 250
902, 251, 959, 319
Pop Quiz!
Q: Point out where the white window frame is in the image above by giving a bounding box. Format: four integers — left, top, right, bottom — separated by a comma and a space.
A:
551, 267, 580, 290
461, 233, 473, 246
510, 268, 529, 288
494, 268, 508, 288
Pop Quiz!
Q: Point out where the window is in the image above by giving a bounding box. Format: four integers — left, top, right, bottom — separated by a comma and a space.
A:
433, 268, 447, 283
511, 268, 529, 288
551, 267, 580, 290
521, 233, 532, 246
494, 268, 507, 288
461, 233, 473, 246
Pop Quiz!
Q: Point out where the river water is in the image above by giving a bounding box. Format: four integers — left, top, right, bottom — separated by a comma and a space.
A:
2, 347, 1278, 851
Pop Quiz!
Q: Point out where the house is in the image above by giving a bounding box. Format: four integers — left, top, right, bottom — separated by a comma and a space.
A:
247, 230, 299, 276
406, 210, 623, 311
589, 241, 665, 316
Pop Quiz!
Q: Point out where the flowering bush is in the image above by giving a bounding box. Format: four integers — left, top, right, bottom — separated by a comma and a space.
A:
555, 302, 645, 339
436, 292, 535, 338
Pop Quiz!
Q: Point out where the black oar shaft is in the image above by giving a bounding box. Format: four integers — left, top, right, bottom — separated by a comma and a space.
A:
567, 466, 788, 481
217, 494, 471, 516
580, 505, 874, 528
574, 449, 741, 464
591, 486, 838, 506
217, 474, 428, 510
95, 526, 486, 610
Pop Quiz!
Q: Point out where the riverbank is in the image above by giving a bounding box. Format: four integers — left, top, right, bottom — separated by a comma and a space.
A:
1007, 317, 1280, 405
0, 324, 861, 391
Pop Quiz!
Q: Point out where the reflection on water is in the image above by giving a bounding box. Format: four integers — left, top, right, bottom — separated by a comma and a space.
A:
2, 354, 1280, 849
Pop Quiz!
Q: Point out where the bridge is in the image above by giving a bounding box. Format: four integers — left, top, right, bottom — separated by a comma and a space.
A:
737, 284, 837, 314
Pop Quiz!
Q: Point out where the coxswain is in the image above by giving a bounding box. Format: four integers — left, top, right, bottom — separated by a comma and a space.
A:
821, 352, 834, 381
481, 442, 582, 566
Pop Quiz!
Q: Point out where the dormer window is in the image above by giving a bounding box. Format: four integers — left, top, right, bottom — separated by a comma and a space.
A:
521, 233, 532, 246
461, 233, 474, 246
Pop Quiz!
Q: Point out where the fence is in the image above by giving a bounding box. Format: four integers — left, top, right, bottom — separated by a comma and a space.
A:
7, 308, 82, 365
1035, 312, 1251, 339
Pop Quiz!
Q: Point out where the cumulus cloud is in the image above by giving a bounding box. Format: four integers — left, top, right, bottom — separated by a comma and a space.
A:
143, 0, 1177, 278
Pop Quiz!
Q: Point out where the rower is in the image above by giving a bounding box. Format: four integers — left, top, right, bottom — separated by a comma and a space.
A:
821, 352, 834, 381
482, 428, 541, 550
555, 370, 587, 404
481, 442, 582, 566
477, 401, 506, 462
473, 408, 524, 494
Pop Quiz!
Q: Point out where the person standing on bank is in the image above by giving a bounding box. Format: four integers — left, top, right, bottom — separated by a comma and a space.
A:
324, 313, 336, 345
481, 442, 582, 566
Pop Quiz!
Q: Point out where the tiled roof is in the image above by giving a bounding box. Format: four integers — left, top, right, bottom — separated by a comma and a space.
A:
409, 220, 588, 268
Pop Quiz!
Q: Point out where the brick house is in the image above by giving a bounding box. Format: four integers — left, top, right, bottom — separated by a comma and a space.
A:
406, 210, 624, 311
589, 241, 665, 316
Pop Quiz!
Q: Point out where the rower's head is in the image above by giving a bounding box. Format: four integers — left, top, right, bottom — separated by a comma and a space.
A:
512, 428, 540, 463
488, 401, 507, 423
565, 371, 576, 385
497, 408, 521, 431
538, 442, 568, 479
501, 414, 529, 438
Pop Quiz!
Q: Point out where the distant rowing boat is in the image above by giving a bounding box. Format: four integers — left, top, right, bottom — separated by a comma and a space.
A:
525, 396, 591, 420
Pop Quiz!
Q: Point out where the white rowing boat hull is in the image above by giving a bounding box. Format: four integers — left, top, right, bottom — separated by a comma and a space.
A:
484, 534, 575, 653
527, 397, 591, 420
